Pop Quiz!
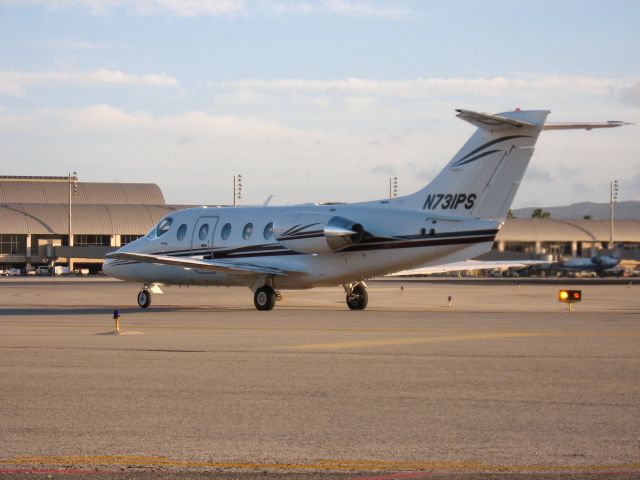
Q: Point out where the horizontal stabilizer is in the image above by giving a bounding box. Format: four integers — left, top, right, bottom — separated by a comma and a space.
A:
456, 109, 538, 130
542, 121, 631, 131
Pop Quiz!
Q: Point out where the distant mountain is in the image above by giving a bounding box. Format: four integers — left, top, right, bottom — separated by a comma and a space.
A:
512, 201, 640, 220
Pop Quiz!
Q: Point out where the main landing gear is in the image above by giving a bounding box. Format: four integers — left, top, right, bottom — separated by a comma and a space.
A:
345, 282, 368, 310
137, 287, 151, 308
253, 285, 283, 311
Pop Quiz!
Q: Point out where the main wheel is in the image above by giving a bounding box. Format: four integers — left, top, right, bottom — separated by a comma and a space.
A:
346, 284, 368, 310
254, 286, 276, 311
137, 289, 151, 309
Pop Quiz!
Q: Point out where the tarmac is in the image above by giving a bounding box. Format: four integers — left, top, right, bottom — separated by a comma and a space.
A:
0, 278, 639, 479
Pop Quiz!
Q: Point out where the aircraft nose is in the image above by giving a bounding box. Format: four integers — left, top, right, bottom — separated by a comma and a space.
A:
102, 258, 116, 276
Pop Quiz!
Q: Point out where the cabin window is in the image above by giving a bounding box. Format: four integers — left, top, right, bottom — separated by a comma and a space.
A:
156, 218, 173, 237
242, 223, 253, 240
176, 224, 187, 241
263, 222, 274, 240
198, 224, 209, 241
221, 223, 232, 240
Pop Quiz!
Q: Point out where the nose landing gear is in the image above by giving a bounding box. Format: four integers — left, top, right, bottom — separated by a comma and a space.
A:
137, 288, 151, 308
344, 282, 368, 310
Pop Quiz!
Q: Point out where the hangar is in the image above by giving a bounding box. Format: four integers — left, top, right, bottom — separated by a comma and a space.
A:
0, 176, 639, 273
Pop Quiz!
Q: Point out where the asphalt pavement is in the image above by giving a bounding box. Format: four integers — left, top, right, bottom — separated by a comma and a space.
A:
0, 278, 638, 479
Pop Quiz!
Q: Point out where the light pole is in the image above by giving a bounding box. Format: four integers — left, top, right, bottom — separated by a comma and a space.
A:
389, 176, 398, 198
609, 179, 618, 251
68, 172, 78, 271
233, 174, 242, 206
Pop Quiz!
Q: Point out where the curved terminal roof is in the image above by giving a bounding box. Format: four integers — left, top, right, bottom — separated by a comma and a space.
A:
0, 179, 180, 235
497, 219, 640, 242
0, 180, 165, 205
0, 204, 187, 235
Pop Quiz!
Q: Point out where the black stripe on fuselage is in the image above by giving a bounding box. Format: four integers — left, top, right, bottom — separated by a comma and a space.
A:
280, 223, 323, 237
343, 234, 496, 252
136, 229, 498, 260
451, 135, 530, 167
275, 230, 324, 241
450, 149, 501, 168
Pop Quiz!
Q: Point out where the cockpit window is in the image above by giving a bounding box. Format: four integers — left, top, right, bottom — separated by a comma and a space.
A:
156, 218, 173, 237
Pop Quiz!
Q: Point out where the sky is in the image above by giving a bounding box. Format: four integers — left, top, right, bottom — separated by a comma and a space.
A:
0, 0, 639, 208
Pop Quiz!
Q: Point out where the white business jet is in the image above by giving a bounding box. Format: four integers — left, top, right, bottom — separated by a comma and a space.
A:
103, 109, 626, 310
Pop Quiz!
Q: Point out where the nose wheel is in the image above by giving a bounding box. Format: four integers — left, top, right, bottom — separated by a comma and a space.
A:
254, 285, 277, 311
346, 283, 368, 310
137, 289, 151, 309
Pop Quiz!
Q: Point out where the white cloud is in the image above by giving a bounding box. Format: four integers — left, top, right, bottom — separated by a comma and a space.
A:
260, 1, 314, 15
2, 0, 411, 18
0, 0, 245, 16
38, 39, 117, 50
323, 0, 410, 19
522, 166, 553, 183
621, 79, 640, 106
0, 70, 178, 96
217, 75, 634, 98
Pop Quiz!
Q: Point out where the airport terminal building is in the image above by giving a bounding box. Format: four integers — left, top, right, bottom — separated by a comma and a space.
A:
0, 176, 185, 272
1, 176, 639, 272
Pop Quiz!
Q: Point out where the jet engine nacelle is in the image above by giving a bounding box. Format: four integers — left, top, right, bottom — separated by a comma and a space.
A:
273, 213, 365, 254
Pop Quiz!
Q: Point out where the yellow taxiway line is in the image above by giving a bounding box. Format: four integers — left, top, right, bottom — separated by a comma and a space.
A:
280, 332, 553, 350
1, 456, 639, 473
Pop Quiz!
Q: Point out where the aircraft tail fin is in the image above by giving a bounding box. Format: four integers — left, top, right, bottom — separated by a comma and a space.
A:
399, 109, 550, 221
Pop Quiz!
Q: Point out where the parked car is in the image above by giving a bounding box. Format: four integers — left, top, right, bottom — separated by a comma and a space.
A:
3, 268, 22, 276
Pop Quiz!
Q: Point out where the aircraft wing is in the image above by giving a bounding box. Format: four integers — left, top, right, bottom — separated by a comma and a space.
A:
106, 252, 303, 276
388, 259, 552, 276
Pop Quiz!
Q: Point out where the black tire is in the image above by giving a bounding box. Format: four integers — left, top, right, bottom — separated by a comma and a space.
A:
137, 290, 151, 309
346, 284, 368, 310
254, 286, 276, 311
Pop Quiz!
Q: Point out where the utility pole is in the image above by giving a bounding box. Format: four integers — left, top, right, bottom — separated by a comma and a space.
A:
233, 174, 242, 206
389, 176, 398, 199
68, 172, 78, 271
609, 179, 618, 251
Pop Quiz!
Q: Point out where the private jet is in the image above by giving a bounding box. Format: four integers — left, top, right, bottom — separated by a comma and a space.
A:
558, 253, 622, 277
103, 109, 627, 310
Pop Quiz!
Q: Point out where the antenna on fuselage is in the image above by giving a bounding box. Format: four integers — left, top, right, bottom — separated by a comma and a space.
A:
263, 194, 275, 206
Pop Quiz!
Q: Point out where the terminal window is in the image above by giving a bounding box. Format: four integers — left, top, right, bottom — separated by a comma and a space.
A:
121, 235, 143, 246
0, 234, 26, 255
74, 235, 111, 247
